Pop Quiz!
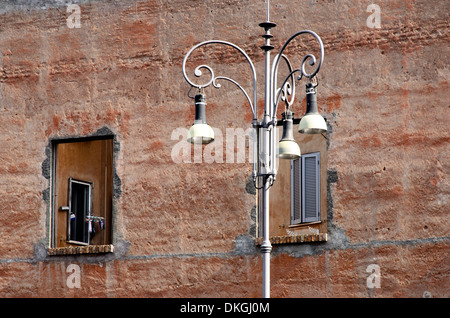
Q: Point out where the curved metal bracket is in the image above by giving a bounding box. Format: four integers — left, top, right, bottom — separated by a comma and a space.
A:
182, 40, 258, 121
271, 30, 324, 120
272, 54, 297, 112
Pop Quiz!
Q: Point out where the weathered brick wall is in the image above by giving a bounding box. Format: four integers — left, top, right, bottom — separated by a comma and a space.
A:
0, 0, 448, 298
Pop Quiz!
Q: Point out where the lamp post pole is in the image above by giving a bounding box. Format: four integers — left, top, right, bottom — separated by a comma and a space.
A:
181, 0, 326, 298
259, 15, 277, 299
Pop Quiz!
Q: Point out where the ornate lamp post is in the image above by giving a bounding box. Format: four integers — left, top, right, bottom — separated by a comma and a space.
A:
182, 0, 326, 298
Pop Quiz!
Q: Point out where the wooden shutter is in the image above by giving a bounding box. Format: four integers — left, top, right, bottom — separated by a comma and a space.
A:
302, 152, 320, 223
290, 159, 302, 224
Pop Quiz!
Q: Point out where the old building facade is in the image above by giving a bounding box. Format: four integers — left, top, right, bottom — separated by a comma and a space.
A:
0, 0, 448, 298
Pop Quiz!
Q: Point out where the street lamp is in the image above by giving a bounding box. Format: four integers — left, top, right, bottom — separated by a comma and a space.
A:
181, 0, 326, 298
187, 93, 215, 144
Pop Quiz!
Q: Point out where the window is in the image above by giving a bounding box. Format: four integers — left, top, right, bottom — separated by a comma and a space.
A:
67, 178, 93, 245
49, 137, 114, 255
291, 152, 320, 224
262, 125, 328, 245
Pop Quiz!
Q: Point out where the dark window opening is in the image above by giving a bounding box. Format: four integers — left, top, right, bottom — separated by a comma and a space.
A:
68, 178, 92, 245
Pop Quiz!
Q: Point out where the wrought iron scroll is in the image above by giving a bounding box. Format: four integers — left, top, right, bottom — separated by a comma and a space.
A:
272, 54, 297, 112
271, 30, 324, 120
182, 40, 258, 122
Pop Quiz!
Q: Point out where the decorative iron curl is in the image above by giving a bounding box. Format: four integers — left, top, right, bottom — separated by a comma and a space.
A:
182, 40, 258, 121
273, 54, 298, 111
271, 30, 324, 119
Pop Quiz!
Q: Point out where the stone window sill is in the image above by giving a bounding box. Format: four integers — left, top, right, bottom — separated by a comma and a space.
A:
256, 233, 327, 245
48, 244, 114, 256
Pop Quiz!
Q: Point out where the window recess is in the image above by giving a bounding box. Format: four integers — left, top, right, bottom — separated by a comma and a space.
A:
261, 128, 328, 245
50, 138, 114, 254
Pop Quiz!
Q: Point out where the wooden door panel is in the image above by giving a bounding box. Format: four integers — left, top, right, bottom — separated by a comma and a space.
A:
54, 139, 113, 247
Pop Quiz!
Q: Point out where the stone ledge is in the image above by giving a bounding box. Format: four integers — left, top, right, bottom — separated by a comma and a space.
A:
48, 244, 114, 256
256, 233, 327, 245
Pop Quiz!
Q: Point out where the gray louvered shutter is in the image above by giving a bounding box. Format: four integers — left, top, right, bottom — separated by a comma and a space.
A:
290, 159, 302, 224
302, 152, 320, 223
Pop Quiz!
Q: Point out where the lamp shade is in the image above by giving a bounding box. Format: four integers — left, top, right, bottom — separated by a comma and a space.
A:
277, 111, 301, 159
298, 82, 327, 134
278, 140, 301, 159
187, 94, 215, 144
187, 123, 214, 144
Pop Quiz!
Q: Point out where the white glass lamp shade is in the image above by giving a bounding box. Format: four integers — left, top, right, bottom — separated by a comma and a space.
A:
278, 140, 301, 159
187, 123, 214, 144
298, 113, 327, 134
